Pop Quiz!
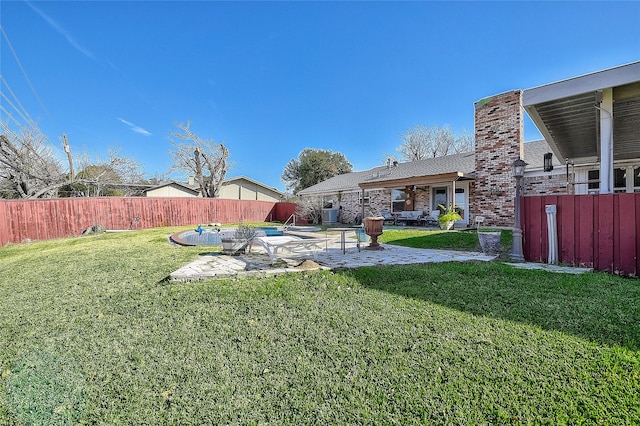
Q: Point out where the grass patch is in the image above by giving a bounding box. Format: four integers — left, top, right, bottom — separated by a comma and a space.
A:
0, 227, 638, 424
380, 228, 512, 256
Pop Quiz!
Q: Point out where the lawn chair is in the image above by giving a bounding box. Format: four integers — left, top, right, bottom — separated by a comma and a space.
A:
423, 210, 440, 227
253, 236, 327, 263
380, 211, 396, 225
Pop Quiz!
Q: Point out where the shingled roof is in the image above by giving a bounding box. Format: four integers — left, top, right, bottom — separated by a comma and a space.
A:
298, 140, 553, 196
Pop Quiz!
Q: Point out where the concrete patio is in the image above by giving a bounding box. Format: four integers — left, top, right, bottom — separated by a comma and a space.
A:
169, 229, 594, 281
169, 232, 498, 281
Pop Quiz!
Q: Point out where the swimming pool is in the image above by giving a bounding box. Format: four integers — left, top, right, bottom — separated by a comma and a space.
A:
170, 226, 284, 246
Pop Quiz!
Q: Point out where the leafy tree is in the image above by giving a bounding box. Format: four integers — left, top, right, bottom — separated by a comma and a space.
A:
393, 125, 474, 162
282, 148, 352, 194
168, 121, 230, 198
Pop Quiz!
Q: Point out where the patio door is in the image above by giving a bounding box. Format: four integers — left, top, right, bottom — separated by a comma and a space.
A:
432, 185, 469, 224
454, 186, 468, 223
432, 187, 448, 212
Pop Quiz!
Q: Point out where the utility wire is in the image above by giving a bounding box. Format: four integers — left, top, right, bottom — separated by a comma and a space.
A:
0, 24, 52, 124
0, 120, 19, 140
0, 88, 31, 125
0, 104, 23, 127
0, 74, 33, 125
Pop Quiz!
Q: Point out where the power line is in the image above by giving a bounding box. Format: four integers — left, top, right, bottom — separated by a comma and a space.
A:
0, 104, 23, 127
0, 24, 52, 124
0, 87, 32, 125
0, 74, 33, 125
0, 120, 19, 140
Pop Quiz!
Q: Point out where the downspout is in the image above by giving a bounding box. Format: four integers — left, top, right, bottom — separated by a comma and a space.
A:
361, 187, 365, 221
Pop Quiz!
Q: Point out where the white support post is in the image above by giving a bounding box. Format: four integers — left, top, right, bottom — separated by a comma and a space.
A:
452, 180, 456, 208
600, 88, 614, 194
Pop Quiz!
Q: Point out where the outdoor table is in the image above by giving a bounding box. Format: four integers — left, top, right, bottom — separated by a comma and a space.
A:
330, 227, 362, 254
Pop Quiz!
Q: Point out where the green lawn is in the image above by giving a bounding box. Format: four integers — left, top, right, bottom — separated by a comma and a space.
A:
0, 227, 638, 424
379, 228, 512, 254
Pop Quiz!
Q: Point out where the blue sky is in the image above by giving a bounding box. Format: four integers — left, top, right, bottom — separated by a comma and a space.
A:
1, 1, 639, 192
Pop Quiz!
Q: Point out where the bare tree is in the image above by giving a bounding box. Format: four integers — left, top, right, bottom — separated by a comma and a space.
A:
295, 195, 324, 224
1, 121, 147, 198
394, 125, 474, 162
71, 148, 146, 197
0, 122, 65, 198
169, 121, 230, 198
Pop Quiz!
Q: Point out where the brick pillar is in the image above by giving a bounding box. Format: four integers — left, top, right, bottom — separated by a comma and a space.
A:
472, 90, 524, 227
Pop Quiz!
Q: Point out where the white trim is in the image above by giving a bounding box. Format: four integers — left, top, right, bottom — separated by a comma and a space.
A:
523, 61, 640, 106
524, 169, 566, 178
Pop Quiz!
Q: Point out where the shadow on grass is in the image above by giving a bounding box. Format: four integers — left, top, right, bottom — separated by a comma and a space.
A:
344, 261, 640, 352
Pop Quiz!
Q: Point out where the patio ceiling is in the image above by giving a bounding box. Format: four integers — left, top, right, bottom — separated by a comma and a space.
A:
523, 62, 640, 165
358, 172, 475, 190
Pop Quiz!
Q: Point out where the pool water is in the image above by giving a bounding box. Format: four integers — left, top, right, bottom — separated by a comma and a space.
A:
171, 226, 284, 246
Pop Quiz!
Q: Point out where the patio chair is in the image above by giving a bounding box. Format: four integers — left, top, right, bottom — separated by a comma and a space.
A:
422, 210, 440, 227
380, 211, 396, 225
253, 236, 327, 263
396, 210, 423, 226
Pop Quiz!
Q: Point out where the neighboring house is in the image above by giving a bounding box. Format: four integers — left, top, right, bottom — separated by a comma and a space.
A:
298, 61, 640, 228
217, 176, 284, 202
145, 180, 201, 197
146, 176, 284, 202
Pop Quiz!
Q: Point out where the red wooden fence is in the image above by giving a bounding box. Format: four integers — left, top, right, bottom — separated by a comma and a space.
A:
0, 197, 298, 247
523, 193, 640, 276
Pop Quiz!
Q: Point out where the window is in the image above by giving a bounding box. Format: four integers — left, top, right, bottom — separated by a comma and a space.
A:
358, 190, 370, 205
614, 168, 627, 193
322, 196, 333, 208
617, 165, 640, 193
587, 170, 599, 194
391, 189, 405, 212
454, 187, 466, 220
432, 187, 448, 212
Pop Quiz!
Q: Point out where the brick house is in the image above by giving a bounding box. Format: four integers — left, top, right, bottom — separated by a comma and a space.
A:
297, 61, 640, 228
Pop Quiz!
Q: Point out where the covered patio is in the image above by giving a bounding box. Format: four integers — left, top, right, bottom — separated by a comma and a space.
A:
358, 171, 476, 227
521, 61, 640, 276
523, 61, 640, 194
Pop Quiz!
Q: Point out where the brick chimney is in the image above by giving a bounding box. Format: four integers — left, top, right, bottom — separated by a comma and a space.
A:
472, 90, 524, 227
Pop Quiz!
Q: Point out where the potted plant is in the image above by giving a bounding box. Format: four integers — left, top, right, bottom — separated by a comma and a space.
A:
437, 204, 463, 230
221, 223, 258, 254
